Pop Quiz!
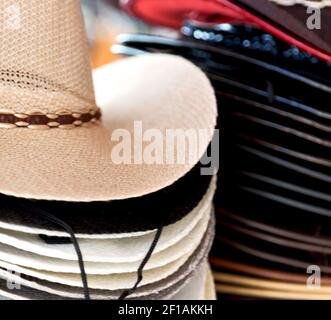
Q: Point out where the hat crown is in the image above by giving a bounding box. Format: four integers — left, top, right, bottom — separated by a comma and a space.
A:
0, 0, 96, 115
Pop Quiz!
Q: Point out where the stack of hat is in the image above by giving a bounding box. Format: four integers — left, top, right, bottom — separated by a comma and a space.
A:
0, 0, 218, 300
118, 0, 331, 299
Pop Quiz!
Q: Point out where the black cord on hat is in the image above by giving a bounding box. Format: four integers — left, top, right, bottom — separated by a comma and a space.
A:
119, 227, 163, 300
17, 202, 90, 300
18, 201, 164, 300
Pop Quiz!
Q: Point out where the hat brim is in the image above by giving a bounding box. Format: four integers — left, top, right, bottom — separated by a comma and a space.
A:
0, 165, 215, 237
0, 195, 212, 264
0, 54, 217, 202
123, 0, 331, 62
0, 200, 212, 272
0, 228, 213, 299
235, 0, 331, 60
0, 261, 208, 300
0, 253, 189, 291
0, 212, 214, 292
204, 264, 217, 300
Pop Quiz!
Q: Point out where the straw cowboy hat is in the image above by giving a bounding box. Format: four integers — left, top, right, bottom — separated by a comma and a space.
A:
0, 165, 215, 237
0, 0, 217, 202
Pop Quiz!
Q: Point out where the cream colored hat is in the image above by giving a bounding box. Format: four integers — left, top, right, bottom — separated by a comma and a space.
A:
0, 261, 216, 300
0, 211, 215, 299
0, 0, 217, 202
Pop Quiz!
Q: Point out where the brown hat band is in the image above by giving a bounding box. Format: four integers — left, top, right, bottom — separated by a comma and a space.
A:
0, 108, 102, 129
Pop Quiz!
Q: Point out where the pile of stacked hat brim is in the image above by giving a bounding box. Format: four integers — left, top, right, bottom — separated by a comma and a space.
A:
116, 0, 331, 300
0, 0, 218, 300
0, 163, 217, 300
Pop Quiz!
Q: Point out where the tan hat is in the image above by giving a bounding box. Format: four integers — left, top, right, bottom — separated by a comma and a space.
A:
0, 0, 217, 202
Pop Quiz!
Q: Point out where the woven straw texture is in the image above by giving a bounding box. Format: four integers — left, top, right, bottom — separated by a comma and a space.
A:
0, 0, 217, 203
0, 0, 95, 114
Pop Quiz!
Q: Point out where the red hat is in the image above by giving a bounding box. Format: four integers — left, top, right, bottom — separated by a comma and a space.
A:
122, 0, 331, 62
